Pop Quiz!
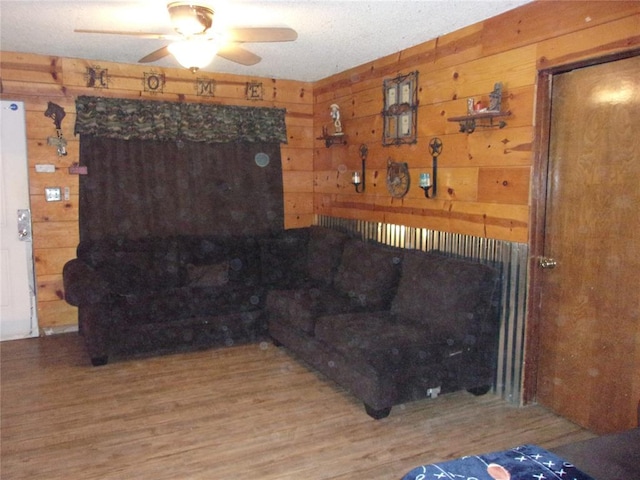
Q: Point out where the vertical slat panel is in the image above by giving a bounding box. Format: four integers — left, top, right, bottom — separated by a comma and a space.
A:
314, 214, 528, 405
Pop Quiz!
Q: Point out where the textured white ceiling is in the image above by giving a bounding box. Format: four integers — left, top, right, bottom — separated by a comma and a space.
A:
0, 0, 532, 82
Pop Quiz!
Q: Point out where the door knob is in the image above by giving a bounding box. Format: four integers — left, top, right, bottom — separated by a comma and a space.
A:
539, 257, 557, 269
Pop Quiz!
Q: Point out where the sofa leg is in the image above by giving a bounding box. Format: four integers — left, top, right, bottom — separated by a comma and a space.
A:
364, 403, 391, 420
90, 355, 109, 367
271, 337, 283, 347
467, 385, 491, 396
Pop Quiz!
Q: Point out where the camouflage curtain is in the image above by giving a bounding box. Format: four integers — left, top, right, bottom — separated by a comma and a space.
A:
74, 95, 287, 144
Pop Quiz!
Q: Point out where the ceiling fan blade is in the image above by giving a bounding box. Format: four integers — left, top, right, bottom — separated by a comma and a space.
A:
226, 27, 297, 43
139, 46, 171, 63
75, 29, 175, 40
216, 44, 261, 66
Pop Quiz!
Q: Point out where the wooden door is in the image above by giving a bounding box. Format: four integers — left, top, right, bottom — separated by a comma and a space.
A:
535, 55, 640, 433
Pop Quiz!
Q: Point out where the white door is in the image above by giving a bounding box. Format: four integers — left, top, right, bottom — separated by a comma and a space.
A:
0, 100, 38, 340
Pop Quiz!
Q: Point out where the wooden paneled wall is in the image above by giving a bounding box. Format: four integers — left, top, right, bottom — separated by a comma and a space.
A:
311, 1, 640, 433
0, 2, 638, 357
312, 1, 640, 244
0, 54, 314, 331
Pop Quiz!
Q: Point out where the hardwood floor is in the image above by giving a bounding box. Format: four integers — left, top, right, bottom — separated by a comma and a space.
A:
1, 334, 594, 480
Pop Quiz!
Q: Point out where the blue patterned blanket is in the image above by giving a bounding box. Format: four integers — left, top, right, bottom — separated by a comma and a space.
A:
402, 444, 595, 480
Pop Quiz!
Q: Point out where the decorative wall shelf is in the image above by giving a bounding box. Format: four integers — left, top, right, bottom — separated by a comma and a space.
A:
449, 82, 510, 133
317, 127, 347, 147
448, 110, 511, 134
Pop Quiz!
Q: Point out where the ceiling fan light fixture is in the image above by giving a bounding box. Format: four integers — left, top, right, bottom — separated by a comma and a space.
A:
168, 39, 218, 72
167, 2, 214, 36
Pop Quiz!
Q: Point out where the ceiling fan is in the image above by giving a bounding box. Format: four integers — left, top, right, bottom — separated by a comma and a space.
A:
75, 2, 298, 72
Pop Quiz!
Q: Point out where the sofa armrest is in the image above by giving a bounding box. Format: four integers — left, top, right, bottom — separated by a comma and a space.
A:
63, 259, 111, 306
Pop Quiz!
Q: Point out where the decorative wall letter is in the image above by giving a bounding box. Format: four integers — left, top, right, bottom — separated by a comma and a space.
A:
196, 78, 216, 97
143, 72, 165, 94
246, 82, 264, 101
85, 66, 109, 88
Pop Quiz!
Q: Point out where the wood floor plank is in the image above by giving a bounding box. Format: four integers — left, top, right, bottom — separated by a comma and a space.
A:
1, 334, 594, 480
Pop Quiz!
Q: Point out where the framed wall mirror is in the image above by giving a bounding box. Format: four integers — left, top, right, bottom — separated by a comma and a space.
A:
382, 71, 419, 146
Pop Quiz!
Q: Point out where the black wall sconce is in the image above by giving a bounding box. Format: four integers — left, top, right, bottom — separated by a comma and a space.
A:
352, 144, 368, 193
419, 137, 443, 198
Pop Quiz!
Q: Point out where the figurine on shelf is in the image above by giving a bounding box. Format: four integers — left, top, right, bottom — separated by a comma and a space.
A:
489, 82, 503, 112
330, 103, 343, 135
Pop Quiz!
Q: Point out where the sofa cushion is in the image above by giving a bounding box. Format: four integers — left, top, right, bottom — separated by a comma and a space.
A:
314, 312, 451, 394
266, 287, 367, 334
181, 235, 262, 286
259, 228, 309, 288
266, 288, 319, 334
333, 239, 403, 309
113, 284, 264, 326
307, 226, 349, 286
188, 285, 264, 316
314, 312, 432, 354
76, 236, 184, 293
186, 262, 229, 287
96, 257, 150, 294
391, 250, 498, 343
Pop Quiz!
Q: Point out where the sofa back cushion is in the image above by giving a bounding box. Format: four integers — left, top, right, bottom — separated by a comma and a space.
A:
76, 235, 263, 293
186, 262, 229, 287
259, 228, 309, 288
391, 250, 498, 343
307, 226, 350, 286
333, 239, 403, 309
76, 236, 181, 293
177, 235, 261, 285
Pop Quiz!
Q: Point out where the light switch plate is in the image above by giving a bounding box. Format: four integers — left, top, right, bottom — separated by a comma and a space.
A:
45, 187, 62, 202
35, 164, 56, 173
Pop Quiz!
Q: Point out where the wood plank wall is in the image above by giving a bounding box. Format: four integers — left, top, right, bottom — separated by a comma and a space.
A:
0, 54, 314, 331
312, 1, 640, 244
311, 0, 640, 433
1, 4, 639, 426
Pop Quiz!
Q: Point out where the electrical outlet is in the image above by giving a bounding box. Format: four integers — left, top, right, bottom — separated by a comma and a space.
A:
45, 187, 62, 202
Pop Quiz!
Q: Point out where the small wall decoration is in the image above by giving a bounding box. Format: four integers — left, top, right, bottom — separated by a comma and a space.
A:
246, 82, 264, 100
329, 104, 343, 136
143, 72, 165, 93
382, 71, 419, 146
196, 78, 216, 97
44, 101, 67, 156
317, 103, 347, 147
85, 66, 109, 88
68, 162, 88, 175
386, 158, 410, 198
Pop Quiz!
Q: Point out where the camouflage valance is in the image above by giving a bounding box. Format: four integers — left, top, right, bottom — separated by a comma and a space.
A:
74, 96, 288, 144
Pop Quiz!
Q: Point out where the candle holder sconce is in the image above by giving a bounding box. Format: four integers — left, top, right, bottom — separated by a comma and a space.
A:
351, 144, 368, 193
419, 137, 442, 198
